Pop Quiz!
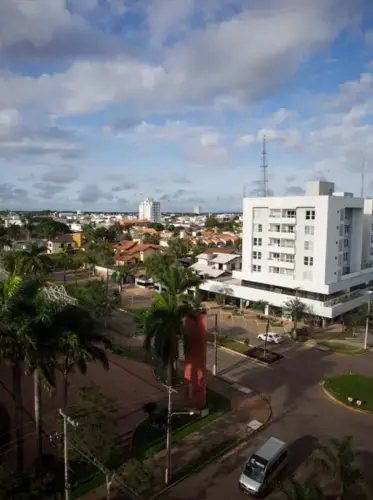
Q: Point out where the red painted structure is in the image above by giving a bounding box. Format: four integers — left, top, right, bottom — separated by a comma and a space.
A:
184, 313, 207, 409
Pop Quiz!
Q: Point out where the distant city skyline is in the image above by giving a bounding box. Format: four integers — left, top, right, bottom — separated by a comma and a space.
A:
1, 1, 373, 211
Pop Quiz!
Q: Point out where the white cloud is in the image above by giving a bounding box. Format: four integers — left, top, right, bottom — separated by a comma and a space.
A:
235, 134, 255, 148
187, 146, 231, 167
257, 127, 302, 149
200, 132, 220, 147
272, 108, 298, 125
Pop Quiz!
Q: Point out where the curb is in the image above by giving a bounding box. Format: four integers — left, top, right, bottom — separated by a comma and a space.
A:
208, 342, 272, 368
148, 388, 272, 500
321, 382, 373, 416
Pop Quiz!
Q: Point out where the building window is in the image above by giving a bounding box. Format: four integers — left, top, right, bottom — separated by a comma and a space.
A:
282, 225, 295, 233
269, 224, 281, 232
253, 238, 262, 246
304, 256, 314, 266
304, 241, 314, 251
340, 209, 344, 221
269, 209, 281, 217
305, 225, 314, 235
343, 252, 348, 261
282, 239, 295, 248
303, 270, 313, 281
285, 209, 296, 218
252, 265, 261, 272
339, 225, 343, 236
338, 255, 342, 266
253, 208, 265, 218
253, 223, 263, 232
253, 251, 262, 260
344, 225, 350, 234
306, 209, 315, 220
344, 239, 349, 248
269, 266, 280, 274
269, 252, 280, 260
269, 238, 280, 246
338, 240, 343, 252
282, 254, 294, 263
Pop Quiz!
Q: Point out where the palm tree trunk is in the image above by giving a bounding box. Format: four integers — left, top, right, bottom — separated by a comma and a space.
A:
63, 372, 69, 411
33, 371, 43, 458
293, 315, 297, 339
12, 362, 24, 471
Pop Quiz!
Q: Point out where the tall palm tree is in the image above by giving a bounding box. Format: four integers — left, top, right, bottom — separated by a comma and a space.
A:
283, 296, 307, 339
17, 243, 52, 276
0, 272, 53, 469
52, 305, 111, 409
58, 249, 73, 283
143, 264, 201, 384
20, 214, 35, 241
308, 436, 366, 499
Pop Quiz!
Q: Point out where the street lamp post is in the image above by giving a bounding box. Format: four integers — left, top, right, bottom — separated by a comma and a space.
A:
163, 383, 208, 485
364, 292, 373, 350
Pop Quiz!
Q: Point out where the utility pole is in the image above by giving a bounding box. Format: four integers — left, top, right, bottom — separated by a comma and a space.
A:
59, 409, 77, 500
163, 383, 178, 485
212, 313, 219, 376
365, 300, 371, 350
59, 410, 142, 500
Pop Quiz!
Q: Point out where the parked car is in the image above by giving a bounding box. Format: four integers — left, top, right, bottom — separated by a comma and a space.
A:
257, 332, 283, 344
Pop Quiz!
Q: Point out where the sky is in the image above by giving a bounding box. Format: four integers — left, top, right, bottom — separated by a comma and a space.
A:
1, 0, 373, 212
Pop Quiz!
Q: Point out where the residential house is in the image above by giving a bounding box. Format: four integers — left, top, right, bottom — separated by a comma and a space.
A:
191, 251, 242, 279
47, 233, 83, 254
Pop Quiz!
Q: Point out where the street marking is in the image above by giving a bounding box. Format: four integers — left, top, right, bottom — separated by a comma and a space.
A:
232, 383, 253, 395
248, 420, 263, 430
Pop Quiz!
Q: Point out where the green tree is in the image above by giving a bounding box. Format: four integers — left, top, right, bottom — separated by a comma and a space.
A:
0, 226, 11, 250
143, 233, 160, 245
144, 253, 176, 282
233, 237, 242, 253
147, 222, 164, 231
283, 296, 307, 339
280, 477, 325, 500
0, 273, 57, 467
308, 436, 368, 499
168, 237, 193, 260
69, 385, 120, 468
205, 215, 219, 229
67, 281, 120, 321
58, 249, 73, 283
113, 262, 139, 292
17, 243, 52, 276
53, 305, 111, 409
33, 218, 71, 239
6, 224, 23, 242
20, 213, 35, 240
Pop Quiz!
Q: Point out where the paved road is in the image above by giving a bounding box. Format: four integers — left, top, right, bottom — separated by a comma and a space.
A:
160, 345, 373, 499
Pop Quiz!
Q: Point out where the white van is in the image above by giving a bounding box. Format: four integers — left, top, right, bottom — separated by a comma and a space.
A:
239, 437, 288, 496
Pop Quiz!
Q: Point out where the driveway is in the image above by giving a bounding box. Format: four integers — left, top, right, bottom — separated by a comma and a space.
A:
159, 346, 373, 500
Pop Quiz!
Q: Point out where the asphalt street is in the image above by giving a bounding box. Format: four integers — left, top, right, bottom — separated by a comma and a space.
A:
161, 344, 373, 500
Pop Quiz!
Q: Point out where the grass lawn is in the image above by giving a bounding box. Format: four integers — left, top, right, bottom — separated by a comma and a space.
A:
318, 341, 365, 355
324, 374, 373, 412
206, 332, 250, 354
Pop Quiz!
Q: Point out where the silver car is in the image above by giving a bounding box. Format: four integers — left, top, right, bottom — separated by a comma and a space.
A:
239, 437, 288, 495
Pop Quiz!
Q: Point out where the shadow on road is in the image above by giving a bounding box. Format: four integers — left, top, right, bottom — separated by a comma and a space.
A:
287, 434, 319, 476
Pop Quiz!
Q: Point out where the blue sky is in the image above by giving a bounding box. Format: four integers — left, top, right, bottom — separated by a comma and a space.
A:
1, 0, 373, 212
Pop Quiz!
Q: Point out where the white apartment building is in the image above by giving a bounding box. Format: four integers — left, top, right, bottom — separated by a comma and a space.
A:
194, 206, 200, 215
200, 181, 373, 323
139, 198, 161, 223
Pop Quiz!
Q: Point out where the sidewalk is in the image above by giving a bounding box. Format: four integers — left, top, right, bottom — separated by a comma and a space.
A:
85, 375, 271, 500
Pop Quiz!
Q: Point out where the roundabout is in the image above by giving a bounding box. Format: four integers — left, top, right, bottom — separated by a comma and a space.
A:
323, 374, 373, 413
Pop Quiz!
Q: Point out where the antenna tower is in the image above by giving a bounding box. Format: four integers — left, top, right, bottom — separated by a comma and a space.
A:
260, 135, 268, 197
361, 159, 365, 198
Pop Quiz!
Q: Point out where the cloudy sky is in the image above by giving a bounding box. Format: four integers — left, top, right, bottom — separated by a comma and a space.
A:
1, 0, 373, 212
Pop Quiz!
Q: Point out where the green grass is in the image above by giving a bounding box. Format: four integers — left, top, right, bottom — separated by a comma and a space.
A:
172, 435, 240, 482
221, 340, 250, 354
318, 341, 365, 355
324, 374, 373, 412
206, 333, 250, 354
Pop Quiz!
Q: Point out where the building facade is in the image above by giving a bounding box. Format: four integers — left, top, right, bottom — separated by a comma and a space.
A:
200, 181, 373, 322
139, 198, 161, 223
